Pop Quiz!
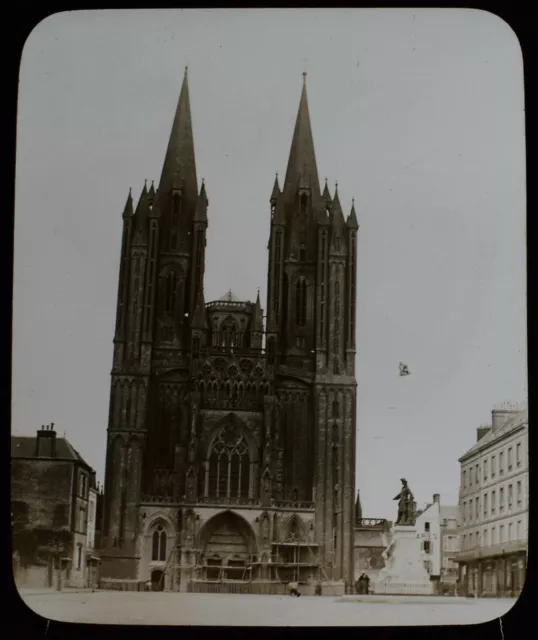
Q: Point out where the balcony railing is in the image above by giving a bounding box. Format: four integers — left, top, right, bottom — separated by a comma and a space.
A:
356, 518, 388, 528
451, 539, 528, 562
271, 500, 315, 510
196, 497, 260, 507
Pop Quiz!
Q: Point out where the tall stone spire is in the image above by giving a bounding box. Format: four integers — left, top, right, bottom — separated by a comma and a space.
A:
157, 66, 198, 211
282, 73, 320, 198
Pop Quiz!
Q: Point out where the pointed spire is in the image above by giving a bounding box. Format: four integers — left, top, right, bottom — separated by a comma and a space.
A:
322, 177, 331, 203
270, 173, 281, 202
347, 197, 359, 229
331, 182, 346, 228
122, 188, 133, 219
192, 288, 207, 329
148, 180, 155, 197
157, 66, 198, 208
355, 490, 363, 522
283, 73, 320, 197
194, 179, 208, 223
252, 288, 264, 333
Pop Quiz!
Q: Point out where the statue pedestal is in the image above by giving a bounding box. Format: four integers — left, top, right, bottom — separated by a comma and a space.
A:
373, 525, 433, 595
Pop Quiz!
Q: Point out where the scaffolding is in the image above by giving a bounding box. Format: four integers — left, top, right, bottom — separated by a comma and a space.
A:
159, 540, 330, 592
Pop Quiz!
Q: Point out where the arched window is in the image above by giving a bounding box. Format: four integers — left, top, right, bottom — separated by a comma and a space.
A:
295, 278, 307, 327
165, 272, 176, 314
152, 524, 167, 561
207, 427, 250, 499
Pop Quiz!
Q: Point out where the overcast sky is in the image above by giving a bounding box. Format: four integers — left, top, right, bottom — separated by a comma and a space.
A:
13, 9, 526, 519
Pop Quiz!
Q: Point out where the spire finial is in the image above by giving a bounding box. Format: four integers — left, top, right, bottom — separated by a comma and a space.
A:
302, 71, 307, 84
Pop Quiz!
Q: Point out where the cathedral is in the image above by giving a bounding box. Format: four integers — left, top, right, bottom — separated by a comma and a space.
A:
100, 68, 359, 593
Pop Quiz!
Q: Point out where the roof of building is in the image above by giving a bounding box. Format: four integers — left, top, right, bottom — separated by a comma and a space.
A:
217, 290, 242, 303
11, 435, 93, 469
460, 409, 528, 461
440, 505, 459, 520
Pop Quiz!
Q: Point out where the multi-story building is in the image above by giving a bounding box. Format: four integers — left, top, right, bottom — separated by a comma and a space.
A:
439, 505, 459, 593
100, 70, 359, 594
11, 424, 98, 589
85, 483, 103, 588
414, 494, 460, 594
455, 407, 528, 597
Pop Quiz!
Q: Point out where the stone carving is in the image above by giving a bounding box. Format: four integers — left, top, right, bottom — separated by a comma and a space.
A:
393, 478, 416, 526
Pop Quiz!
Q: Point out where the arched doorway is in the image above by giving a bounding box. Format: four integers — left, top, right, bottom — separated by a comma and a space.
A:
199, 511, 256, 581
151, 569, 164, 591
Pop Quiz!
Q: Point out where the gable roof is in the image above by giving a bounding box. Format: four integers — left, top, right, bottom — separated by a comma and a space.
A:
11, 435, 93, 469
459, 409, 528, 461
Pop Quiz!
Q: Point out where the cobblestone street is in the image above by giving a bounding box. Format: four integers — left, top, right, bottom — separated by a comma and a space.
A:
18, 589, 517, 627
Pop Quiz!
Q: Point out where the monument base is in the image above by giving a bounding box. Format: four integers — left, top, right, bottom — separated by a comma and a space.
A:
373, 525, 434, 596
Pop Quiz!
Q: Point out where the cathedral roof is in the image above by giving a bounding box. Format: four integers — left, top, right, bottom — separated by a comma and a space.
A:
156, 66, 198, 212
218, 290, 241, 303
282, 73, 320, 199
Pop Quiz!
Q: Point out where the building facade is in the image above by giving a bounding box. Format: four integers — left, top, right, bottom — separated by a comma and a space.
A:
11, 425, 98, 589
414, 494, 459, 594
439, 504, 459, 594
415, 494, 442, 588
455, 408, 528, 597
100, 70, 359, 593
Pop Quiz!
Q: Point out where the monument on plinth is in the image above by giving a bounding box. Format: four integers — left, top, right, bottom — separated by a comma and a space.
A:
373, 479, 434, 595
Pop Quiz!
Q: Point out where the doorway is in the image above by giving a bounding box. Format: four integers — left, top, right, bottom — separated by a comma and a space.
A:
151, 569, 164, 591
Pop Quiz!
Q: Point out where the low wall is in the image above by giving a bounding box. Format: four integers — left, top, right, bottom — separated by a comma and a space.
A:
15, 564, 51, 589
188, 580, 346, 596
99, 579, 145, 592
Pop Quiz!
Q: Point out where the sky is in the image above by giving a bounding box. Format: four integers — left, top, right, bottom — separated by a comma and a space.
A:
13, 8, 526, 520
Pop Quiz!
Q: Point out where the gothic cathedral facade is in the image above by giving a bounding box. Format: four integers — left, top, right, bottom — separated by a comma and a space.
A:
100, 70, 359, 592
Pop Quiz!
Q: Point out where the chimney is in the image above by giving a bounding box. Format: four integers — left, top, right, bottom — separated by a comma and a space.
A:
35, 423, 57, 457
491, 408, 519, 432
477, 426, 491, 442
433, 493, 440, 504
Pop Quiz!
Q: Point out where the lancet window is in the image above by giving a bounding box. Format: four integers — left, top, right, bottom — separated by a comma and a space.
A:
207, 427, 250, 499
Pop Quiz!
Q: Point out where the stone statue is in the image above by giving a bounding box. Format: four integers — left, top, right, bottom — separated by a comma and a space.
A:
393, 478, 416, 526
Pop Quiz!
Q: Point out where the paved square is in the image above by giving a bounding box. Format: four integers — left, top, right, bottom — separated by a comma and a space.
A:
19, 589, 517, 626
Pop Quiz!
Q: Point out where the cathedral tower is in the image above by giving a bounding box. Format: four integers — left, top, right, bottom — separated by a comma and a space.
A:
266, 73, 358, 583
101, 70, 358, 590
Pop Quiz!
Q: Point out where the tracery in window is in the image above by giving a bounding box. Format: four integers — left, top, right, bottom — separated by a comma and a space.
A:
207, 427, 250, 499
151, 524, 167, 561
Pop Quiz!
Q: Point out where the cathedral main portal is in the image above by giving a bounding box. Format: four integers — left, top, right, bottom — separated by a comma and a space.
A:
199, 511, 256, 581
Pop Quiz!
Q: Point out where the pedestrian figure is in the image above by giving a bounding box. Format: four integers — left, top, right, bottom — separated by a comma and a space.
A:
315, 582, 322, 596
288, 581, 301, 597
